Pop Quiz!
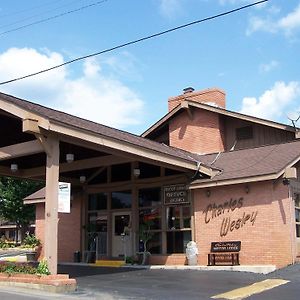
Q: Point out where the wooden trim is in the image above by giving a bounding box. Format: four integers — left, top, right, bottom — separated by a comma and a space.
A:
46, 121, 199, 172
0, 140, 43, 161
189, 174, 277, 189
142, 99, 296, 138
22, 155, 133, 178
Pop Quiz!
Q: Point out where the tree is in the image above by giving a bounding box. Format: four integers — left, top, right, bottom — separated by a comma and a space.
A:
0, 177, 43, 243
139, 220, 154, 265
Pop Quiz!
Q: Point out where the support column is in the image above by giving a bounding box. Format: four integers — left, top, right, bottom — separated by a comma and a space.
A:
44, 137, 60, 275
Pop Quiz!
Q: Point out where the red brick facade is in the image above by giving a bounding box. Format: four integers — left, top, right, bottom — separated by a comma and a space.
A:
169, 108, 225, 154
35, 194, 81, 262
193, 181, 297, 268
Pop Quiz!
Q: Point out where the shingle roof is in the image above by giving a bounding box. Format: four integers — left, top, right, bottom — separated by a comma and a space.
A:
0, 92, 200, 166
192, 139, 300, 184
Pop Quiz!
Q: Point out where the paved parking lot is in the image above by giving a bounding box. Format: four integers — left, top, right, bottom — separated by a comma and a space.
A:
56, 263, 300, 299
0, 264, 299, 299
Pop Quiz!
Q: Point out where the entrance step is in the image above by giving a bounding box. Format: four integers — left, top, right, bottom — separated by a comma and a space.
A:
94, 260, 125, 267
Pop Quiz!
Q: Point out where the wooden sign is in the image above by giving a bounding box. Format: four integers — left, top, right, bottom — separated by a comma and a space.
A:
211, 241, 241, 253
164, 184, 189, 205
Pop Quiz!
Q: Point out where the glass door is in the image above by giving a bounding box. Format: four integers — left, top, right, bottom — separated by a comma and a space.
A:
112, 212, 132, 258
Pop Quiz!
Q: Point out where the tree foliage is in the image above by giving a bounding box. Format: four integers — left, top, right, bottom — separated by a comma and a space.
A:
0, 177, 43, 241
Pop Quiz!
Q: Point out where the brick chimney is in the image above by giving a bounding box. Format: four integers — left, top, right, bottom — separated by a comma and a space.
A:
168, 87, 226, 154
168, 87, 226, 112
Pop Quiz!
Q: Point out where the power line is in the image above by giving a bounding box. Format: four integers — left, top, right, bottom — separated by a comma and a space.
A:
0, 0, 269, 86
0, 0, 65, 18
0, 0, 85, 30
0, 0, 109, 36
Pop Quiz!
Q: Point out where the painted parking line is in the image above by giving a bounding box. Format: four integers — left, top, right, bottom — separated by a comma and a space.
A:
211, 279, 289, 300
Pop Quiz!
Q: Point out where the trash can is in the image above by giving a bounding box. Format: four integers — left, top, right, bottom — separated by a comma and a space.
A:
186, 241, 198, 266
74, 251, 81, 263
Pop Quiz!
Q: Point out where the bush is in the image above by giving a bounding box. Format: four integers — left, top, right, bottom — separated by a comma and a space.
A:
36, 259, 50, 275
22, 234, 40, 248
0, 262, 37, 275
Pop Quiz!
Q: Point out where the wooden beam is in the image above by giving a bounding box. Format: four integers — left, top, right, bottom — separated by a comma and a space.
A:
0, 140, 44, 161
35, 134, 52, 157
86, 167, 106, 183
22, 155, 133, 178
44, 136, 59, 275
22, 119, 41, 134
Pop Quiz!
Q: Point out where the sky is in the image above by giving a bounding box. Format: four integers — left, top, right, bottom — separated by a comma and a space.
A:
0, 0, 299, 134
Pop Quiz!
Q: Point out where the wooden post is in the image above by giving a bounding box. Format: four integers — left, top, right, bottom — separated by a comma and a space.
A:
44, 137, 60, 275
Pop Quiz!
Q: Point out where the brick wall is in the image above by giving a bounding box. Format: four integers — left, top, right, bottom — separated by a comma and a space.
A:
168, 88, 226, 112
169, 108, 225, 154
193, 181, 296, 268
35, 193, 82, 262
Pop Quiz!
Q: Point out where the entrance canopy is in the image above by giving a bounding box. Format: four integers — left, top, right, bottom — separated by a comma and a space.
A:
0, 91, 219, 274
0, 92, 218, 182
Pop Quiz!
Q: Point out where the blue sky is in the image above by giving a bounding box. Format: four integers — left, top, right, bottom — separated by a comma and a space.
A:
0, 0, 299, 134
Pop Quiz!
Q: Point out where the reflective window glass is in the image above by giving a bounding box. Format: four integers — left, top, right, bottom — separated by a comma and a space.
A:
111, 190, 132, 209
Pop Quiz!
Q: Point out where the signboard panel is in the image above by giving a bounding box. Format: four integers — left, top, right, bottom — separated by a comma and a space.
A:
164, 184, 189, 205
211, 241, 241, 253
58, 182, 71, 213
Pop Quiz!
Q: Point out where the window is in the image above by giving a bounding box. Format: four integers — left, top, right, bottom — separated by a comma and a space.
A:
166, 205, 191, 254
111, 163, 131, 182
166, 206, 191, 230
139, 188, 161, 207
295, 194, 300, 238
138, 187, 162, 254
88, 193, 107, 211
111, 190, 132, 209
236, 126, 253, 140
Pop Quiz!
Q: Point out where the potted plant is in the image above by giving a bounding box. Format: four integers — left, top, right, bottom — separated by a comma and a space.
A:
138, 221, 154, 265
21, 233, 41, 261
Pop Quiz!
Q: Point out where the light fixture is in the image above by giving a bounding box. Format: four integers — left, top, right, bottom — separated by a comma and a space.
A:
10, 164, 18, 173
206, 189, 211, 197
79, 176, 86, 183
133, 168, 140, 178
245, 185, 250, 194
66, 153, 74, 163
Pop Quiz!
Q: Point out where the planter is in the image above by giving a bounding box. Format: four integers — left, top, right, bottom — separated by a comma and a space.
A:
0, 272, 77, 293
26, 252, 37, 262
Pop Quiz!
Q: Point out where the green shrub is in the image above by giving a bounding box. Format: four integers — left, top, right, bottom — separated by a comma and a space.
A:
36, 259, 50, 275
0, 262, 37, 275
22, 234, 40, 248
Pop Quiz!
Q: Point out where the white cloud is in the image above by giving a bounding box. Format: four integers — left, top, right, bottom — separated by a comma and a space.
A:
240, 81, 300, 120
0, 48, 144, 129
247, 3, 300, 36
259, 60, 279, 73
159, 0, 182, 19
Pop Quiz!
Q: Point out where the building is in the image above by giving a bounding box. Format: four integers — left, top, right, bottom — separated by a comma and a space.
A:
0, 87, 299, 274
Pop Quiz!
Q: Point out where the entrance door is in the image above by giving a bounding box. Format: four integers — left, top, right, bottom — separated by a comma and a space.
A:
87, 214, 108, 260
112, 212, 132, 258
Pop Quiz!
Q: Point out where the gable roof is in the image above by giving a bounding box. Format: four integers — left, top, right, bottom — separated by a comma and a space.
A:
190, 139, 300, 188
142, 99, 297, 138
0, 91, 216, 174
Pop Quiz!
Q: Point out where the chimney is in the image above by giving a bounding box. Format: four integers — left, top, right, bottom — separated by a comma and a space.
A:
168, 87, 226, 112
183, 87, 195, 94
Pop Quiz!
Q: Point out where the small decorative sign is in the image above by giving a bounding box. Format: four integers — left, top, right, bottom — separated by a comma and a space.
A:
58, 182, 71, 213
164, 184, 189, 205
211, 241, 241, 253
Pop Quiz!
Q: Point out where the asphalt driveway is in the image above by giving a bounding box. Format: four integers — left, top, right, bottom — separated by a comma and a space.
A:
57, 264, 300, 300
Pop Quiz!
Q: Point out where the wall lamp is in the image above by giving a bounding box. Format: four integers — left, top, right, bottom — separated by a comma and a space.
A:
79, 176, 86, 183
206, 189, 211, 197
66, 153, 74, 163
10, 164, 18, 173
133, 168, 141, 178
245, 185, 250, 194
